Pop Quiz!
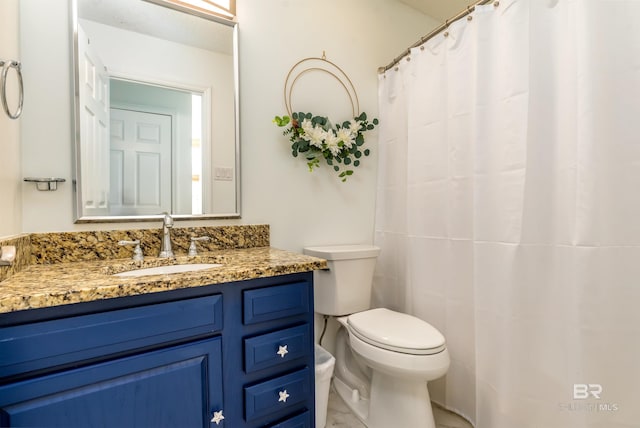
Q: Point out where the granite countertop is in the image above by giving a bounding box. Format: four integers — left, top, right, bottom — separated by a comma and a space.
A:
0, 247, 327, 314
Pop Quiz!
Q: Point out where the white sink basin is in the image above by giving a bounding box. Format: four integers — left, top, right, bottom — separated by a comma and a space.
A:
113, 263, 223, 277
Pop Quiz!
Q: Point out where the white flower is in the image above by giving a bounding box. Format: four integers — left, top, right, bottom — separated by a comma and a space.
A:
336, 127, 354, 149
307, 126, 327, 148
349, 119, 362, 137
301, 118, 314, 134
324, 130, 341, 156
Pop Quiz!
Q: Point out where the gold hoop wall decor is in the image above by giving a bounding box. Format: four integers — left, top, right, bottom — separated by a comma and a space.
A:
283, 52, 360, 118
273, 52, 378, 182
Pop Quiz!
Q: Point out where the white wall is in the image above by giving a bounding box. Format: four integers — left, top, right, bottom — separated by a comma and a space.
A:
0, 0, 22, 239
20, 0, 75, 234
236, 0, 438, 250
20, 0, 438, 251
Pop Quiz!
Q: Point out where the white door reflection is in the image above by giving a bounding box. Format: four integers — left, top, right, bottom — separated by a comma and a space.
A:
109, 79, 206, 216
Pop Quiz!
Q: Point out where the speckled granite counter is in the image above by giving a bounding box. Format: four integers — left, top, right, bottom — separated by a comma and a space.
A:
0, 247, 327, 314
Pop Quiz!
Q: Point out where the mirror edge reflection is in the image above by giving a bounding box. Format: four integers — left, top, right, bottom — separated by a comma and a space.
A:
70, 0, 241, 223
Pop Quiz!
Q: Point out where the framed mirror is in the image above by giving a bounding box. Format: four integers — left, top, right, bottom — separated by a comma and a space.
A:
72, 0, 240, 222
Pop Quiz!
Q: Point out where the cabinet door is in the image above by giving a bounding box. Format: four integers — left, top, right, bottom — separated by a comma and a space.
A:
0, 338, 224, 428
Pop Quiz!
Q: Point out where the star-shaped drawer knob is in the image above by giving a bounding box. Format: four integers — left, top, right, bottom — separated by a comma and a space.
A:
278, 390, 290, 403
210, 410, 224, 425
277, 345, 289, 358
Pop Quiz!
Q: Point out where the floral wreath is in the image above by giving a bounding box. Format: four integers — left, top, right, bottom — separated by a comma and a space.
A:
273, 111, 378, 182
274, 54, 379, 182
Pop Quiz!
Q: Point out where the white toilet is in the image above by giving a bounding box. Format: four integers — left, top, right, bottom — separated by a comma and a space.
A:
304, 244, 450, 428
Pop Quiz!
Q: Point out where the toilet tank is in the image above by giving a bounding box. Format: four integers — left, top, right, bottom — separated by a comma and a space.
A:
303, 245, 380, 316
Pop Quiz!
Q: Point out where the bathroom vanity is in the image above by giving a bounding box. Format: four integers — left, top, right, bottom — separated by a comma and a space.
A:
0, 235, 326, 428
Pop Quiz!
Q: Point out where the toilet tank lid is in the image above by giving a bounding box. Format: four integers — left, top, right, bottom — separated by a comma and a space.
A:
303, 244, 380, 260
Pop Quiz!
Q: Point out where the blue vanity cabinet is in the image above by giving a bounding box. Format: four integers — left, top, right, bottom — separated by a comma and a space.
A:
0, 271, 315, 428
0, 338, 224, 427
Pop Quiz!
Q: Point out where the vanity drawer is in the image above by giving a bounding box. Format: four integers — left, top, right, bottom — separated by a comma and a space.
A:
243, 282, 310, 325
268, 411, 312, 428
0, 295, 223, 379
244, 324, 311, 374
244, 367, 311, 422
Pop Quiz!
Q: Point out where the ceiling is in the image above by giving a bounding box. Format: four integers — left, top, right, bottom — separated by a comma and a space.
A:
399, 0, 477, 22
79, 0, 477, 55
78, 0, 234, 54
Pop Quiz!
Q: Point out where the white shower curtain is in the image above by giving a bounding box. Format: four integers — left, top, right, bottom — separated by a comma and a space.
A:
374, 0, 640, 427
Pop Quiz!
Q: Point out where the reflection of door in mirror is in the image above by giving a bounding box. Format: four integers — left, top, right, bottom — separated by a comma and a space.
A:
79, 32, 206, 217
109, 79, 204, 216
78, 25, 110, 216
109, 108, 172, 216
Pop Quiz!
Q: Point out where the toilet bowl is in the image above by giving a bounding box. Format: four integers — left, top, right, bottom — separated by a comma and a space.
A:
303, 245, 450, 428
334, 309, 449, 428
343, 308, 450, 379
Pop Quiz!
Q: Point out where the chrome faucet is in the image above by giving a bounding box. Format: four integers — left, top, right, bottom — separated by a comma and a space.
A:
158, 212, 175, 258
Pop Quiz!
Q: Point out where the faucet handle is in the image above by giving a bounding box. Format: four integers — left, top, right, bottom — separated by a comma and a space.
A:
162, 212, 174, 228
189, 236, 211, 256
0, 246, 16, 266
119, 240, 144, 261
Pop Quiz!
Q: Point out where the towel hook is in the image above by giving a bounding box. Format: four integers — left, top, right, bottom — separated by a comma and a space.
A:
0, 60, 24, 120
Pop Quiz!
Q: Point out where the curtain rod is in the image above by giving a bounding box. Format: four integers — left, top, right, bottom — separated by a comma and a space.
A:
378, 0, 497, 73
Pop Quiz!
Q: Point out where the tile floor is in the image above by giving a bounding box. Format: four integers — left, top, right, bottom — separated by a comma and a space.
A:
325, 388, 474, 428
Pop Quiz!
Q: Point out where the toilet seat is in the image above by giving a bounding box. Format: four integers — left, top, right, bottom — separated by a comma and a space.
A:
347, 308, 446, 355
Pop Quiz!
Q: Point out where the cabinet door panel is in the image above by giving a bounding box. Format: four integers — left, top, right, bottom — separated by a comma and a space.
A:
0, 295, 223, 379
0, 338, 223, 428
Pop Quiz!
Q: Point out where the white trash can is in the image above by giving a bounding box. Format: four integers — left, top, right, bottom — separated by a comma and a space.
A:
315, 344, 336, 428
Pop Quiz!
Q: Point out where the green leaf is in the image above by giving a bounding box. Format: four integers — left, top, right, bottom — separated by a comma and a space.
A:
354, 160, 360, 167
356, 135, 364, 146
334, 165, 340, 172
355, 151, 362, 158
373, 118, 379, 125
292, 150, 298, 157
364, 149, 371, 156
344, 157, 352, 165
292, 112, 298, 120
367, 124, 374, 130
306, 112, 312, 119
273, 115, 291, 127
